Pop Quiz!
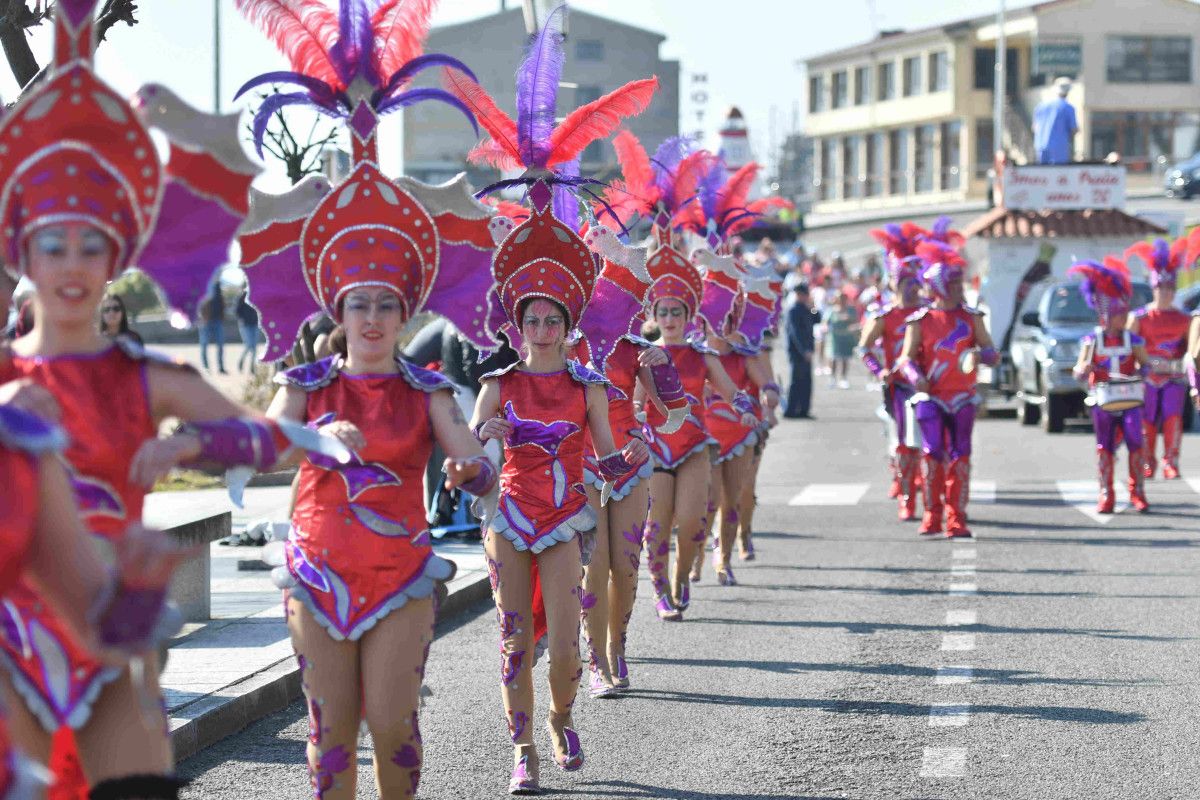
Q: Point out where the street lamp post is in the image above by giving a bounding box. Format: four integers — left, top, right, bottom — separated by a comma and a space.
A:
993, 0, 1006, 163
213, 0, 221, 113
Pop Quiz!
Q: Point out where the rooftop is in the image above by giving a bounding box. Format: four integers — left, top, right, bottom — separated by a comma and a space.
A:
962, 207, 1168, 239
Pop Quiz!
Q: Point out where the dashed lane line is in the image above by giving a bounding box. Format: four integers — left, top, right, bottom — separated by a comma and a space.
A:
1056, 479, 1128, 524
952, 547, 976, 559
970, 480, 996, 503
786, 482, 871, 506
928, 703, 971, 727
935, 666, 974, 685
946, 610, 977, 626
948, 582, 978, 596
1187, 478, 1200, 497
950, 564, 976, 576
941, 633, 976, 651
920, 747, 968, 778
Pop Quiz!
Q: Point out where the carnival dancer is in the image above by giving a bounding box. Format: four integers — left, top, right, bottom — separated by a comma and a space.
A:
1124, 238, 1193, 480
1189, 310, 1200, 410
0, 2, 344, 795
447, 6, 656, 792
897, 242, 999, 538
1070, 258, 1151, 513
857, 251, 925, 521
232, 2, 502, 796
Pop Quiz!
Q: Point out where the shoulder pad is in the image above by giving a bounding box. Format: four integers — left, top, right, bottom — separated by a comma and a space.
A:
688, 339, 720, 355
276, 356, 340, 391
479, 361, 524, 381
623, 333, 656, 349
396, 359, 458, 394
567, 360, 610, 386
1129, 332, 1146, 347
1133, 306, 1150, 319
0, 404, 67, 455
1079, 332, 1096, 346
963, 305, 986, 317
905, 308, 931, 324
114, 335, 197, 373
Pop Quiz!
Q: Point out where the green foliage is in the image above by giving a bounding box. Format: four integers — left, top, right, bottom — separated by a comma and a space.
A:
108, 269, 162, 318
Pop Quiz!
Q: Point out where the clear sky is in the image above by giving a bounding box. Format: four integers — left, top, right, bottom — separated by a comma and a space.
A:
1, 0, 1041, 186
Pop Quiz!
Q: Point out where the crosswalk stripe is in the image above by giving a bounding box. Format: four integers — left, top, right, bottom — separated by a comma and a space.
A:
941, 633, 976, 651
928, 703, 971, 727
1187, 478, 1200, 497
920, 747, 967, 777
935, 666, 974, 685
945, 610, 977, 626
787, 483, 870, 506
1056, 479, 1129, 524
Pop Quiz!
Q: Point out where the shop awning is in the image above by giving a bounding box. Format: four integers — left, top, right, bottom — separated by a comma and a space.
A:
963, 207, 1167, 240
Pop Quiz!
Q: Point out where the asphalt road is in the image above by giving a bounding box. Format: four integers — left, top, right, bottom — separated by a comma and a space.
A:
180, 370, 1200, 799
800, 195, 1200, 266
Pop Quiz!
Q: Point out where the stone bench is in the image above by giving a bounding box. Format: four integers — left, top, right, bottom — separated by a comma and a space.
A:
142, 503, 231, 622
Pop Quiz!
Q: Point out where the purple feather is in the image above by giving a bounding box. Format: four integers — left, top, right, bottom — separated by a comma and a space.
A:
329, 0, 376, 87
515, 4, 567, 167
375, 53, 478, 102
1152, 238, 1171, 270
698, 160, 727, 221
376, 88, 479, 135
651, 136, 695, 201
233, 71, 342, 108
552, 159, 580, 225
883, 222, 903, 239
250, 93, 327, 157
932, 215, 952, 238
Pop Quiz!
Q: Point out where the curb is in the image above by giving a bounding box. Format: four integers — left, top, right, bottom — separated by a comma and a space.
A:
171, 570, 491, 762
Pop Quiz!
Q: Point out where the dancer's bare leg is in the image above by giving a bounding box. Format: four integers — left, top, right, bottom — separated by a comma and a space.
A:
716, 450, 752, 570
537, 539, 584, 760
606, 480, 649, 667
581, 486, 613, 683
670, 450, 712, 605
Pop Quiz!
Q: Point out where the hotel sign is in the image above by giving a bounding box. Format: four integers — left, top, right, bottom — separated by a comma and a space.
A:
1002, 164, 1126, 211
1033, 38, 1082, 75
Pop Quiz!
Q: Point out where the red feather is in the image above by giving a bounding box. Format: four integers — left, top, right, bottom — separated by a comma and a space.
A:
1186, 227, 1200, 269
728, 197, 793, 235
1123, 241, 1155, 270
442, 70, 521, 164
545, 78, 659, 167
670, 151, 718, 211
1170, 235, 1190, 269
611, 129, 656, 198
468, 140, 521, 171
598, 179, 653, 228
717, 163, 759, 220
235, 0, 341, 86
486, 198, 529, 221
370, 0, 436, 82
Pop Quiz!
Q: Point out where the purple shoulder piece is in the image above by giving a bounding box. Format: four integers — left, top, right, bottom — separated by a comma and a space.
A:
113, 335, 197, 373
479, 361, 523, 382
905, 308, 930, 324
1079, 333, 1096, 347
0, 404, 67, 455
688, 338, 719, 356
396, 358, 458, 394
276, 357, 341, 391
567, 360, 610, 386
1130, 332, 1146, 347
731, 342, 758, 357
625, 334, 655, 348
576, 273, 646, 372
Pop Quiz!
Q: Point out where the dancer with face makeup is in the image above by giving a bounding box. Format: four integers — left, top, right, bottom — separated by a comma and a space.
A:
1070, 258, 1151, 513
1124, 238, 1193, 480
447, 7, 657, 792
897, 242, 999, 539
0, 3, 337, 796
234, 3, 500, 797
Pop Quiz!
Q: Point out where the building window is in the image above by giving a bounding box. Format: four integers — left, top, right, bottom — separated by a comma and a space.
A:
867, 132, 885, 196
575, 86, 604, 164
854, 66, 871, 105
889, 128, 909, 195
842, 135, 862, 199
903, 56, 923, 97
809, 75, 825, 113
574, 38, 605, 61
821, 138, 838, 200
941, 120, 962, 190
831, 70, 849, 109
928, 50, 949, 92
914, 124, 936, 193
1090, 110, 1200, 173
1107, 36, 1191, 83
877, 61, 896, 101
974, 118, 994, 178
973, 48, 1019, 92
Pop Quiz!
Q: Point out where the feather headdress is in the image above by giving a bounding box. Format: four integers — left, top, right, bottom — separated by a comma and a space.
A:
234, 0, 478, 159
925, 216, 965, 249
915, 240, 967, 300
1069, 257, 1132, 320
870, 221, 929, 259
1123, 236, 1190, 287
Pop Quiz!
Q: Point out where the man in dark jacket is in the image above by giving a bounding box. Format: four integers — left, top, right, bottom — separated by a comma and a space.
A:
784, 282, 818, 419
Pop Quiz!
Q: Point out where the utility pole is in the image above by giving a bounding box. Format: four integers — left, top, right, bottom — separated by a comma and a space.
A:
213, 0, 221, 113
992, 0, 1006, 163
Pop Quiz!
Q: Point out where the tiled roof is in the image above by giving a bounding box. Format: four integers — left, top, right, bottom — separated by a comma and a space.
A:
962, 207, 1168, 240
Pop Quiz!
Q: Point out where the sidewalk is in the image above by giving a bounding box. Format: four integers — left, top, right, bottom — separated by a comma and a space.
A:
144, 488, 490, 761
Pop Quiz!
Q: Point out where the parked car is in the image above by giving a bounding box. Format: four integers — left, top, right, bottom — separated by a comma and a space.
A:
1176, 283, 1200, 314
1008, 279, 1153, 432
1164, 154, 1200, 199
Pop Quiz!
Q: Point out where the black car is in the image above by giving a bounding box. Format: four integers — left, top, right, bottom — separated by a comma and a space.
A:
1164, 154, 1200, 199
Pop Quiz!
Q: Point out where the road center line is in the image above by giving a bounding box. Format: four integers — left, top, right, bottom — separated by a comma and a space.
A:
945, 610, 977, 626
952, 548, 976, 560
786, 483, 871, 506
935, 666, 974, 685
928, 703, 971, 727
920, 747, 967, 777
948, 582, 977, 596
941, 633, 976, 651
950, 564, 976, 576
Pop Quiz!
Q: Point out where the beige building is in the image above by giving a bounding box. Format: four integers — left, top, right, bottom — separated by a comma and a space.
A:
800, 0, 1200, 215
403, 7, 679, 186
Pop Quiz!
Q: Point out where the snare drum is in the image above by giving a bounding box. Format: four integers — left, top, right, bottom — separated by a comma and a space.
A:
1093, 378, 1145, 413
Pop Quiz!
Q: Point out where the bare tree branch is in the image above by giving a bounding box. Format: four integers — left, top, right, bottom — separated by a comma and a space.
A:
246, 89, 340, 186
1, 1, 139, 91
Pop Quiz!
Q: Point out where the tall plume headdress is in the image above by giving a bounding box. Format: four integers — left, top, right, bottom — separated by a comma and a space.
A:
1124, 236, 1191, 288
235, 0, 500, 361
0, 0, 260, 323
444, 3, 658, 346
1069, 256, 1132, 323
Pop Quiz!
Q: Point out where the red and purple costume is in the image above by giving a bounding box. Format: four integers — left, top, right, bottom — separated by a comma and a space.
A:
274, 357, 457, 641
705, 350, 758, 462
643, 341, 716, 469
581, 336, 655, 501
1082, 329, 1146, 504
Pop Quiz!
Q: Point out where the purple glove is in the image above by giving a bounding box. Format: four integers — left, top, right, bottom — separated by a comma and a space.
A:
857, 347, 886, 379
596, 451, 634, 481
89, 580, 177, 653
763, 381, 782, 395
899, 361, 926, 387
178, 418, 285, 471
459, 456, 497, 496
731, 391, 756, 417
648, 362, 686, 406
978, 347, 1000, 367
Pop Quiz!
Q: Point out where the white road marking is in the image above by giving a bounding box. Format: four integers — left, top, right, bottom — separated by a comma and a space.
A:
948, 583, 978, 596
1056, 479, 1128, 524
1186, 478, 1200, 497
787, 483, 871, 506
970, 480, 996, 503
941, 633, 976, 651
952, 548, 976, 560
935, 666, 974, 685
950, 564, 976, 576
945, 610, 977, 626
929, 703, 971, 727
920, 747, 967, 777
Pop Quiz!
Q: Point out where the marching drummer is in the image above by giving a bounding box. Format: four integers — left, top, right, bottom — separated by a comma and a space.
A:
1070, 258, 1151, 514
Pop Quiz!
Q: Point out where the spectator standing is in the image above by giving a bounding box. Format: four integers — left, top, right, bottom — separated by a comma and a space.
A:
1033, 77, 1078, 165
824, 289, 861, 389
784, 283, 818, 419
98, 292, 142, 345
197, 281, 227, 373
235, 289, 261, 372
